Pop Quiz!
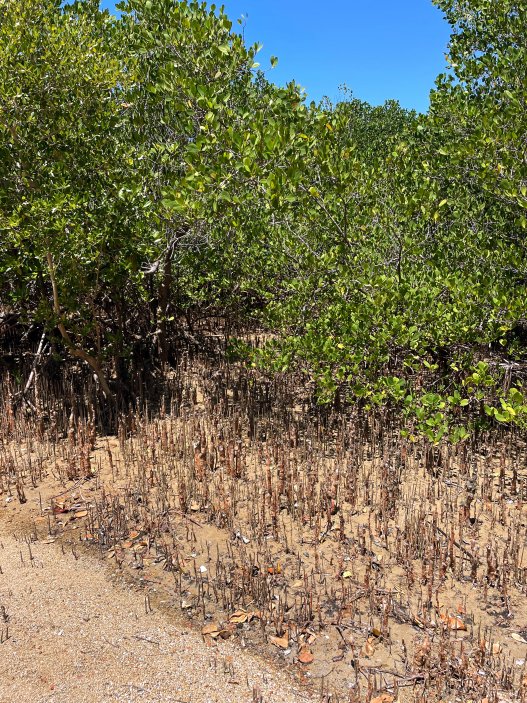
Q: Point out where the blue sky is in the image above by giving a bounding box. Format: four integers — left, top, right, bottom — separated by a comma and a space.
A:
101, 1, 451, 113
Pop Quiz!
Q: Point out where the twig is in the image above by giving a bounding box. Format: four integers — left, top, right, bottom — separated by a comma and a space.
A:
133, 634, 160, 646
168, 509, 203, 528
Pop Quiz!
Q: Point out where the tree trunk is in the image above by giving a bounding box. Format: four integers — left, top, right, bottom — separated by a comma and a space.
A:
46, 252, 113, 399
157, 248, 173, 366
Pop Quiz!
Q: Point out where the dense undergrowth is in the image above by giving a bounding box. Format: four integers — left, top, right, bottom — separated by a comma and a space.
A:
1, 0, 527, 441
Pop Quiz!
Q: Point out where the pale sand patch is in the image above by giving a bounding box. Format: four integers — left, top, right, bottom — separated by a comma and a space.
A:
0, 530, 313, 703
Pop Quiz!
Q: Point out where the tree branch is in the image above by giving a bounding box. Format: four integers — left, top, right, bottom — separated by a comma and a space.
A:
46, 252, 113, 399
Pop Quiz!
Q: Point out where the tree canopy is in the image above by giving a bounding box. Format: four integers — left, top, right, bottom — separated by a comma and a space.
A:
1, 0, 526, 440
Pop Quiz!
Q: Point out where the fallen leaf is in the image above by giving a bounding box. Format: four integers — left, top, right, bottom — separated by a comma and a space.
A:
440, 612, 467, 631
371, 694, 395, 703
73, 510, 88, 519
447, 615, 467, 631
219, 624, 236, 639
121, 540, 133, 549
298, 647, 314, 664
270, 634, 289, 649
512, 633, 527, 644
129, 530, 140, 539
190, 501, 200, 512
342, 570, 352, 579
202, 623, 220, 637
371, 627, 382, 638
361, 637, 375, 657
229, 609, 248, 624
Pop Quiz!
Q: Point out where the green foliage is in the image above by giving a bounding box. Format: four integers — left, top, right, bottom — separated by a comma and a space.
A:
235, 0, 527, 440
0, 0, 147, 369
1, 0, 526, 438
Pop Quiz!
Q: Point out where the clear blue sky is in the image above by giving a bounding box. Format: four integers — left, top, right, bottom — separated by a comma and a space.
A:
101, 1, 451, 113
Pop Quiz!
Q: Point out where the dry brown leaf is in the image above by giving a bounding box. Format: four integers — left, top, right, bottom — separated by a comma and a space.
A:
74, 510, 88, 519
270, 634, 289, 649
447, 615, 467, 631
298, 647, 314, 664
512, 633, 527, 644
229, 609, 248, 624
361, 637, 375, 657
219, 624, 236, 639
440, 612, 467, 631
371, 694, 395, 703
121, 540, 133, 549
202, 623, 220, 637
129, 530, 140, 539
190, 501, 200, 512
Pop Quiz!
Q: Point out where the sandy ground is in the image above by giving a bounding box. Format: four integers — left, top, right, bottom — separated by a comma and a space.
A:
0, 525, 314, 703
